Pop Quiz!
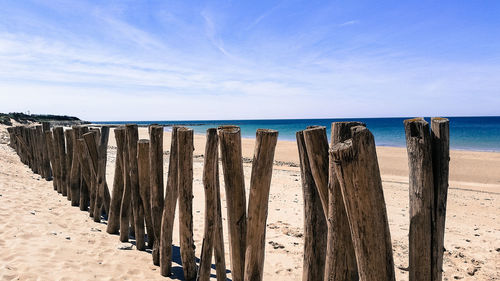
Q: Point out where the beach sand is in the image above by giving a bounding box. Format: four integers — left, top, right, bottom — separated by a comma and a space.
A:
0, 125, 498, 280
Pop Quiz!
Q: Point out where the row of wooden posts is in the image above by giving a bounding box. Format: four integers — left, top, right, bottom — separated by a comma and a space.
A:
6, 117, 449, 281
7, 123, 278, 281
297, 118, 450, 281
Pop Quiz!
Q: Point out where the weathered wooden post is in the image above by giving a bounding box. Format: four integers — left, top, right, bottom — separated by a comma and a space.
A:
45, 130, 57, 190
83, 131, 99, 219
65, 129, 74, 201
244, 129, 278, 281
404, 118, 433, 281
78, 126, 91, 211
214, 154, 228, 281
53, 127, 66, 194
331, 126, 395, 281
296, 130, 327, 281
107, 127, 125, 234
160, 126, 179, 276
120, 127, 132, 242
41, 122, 52, 180
95, 126, 111, 219
178, 127, 197, 281
198, 128, 219, 281
69, 126, 81, 206
149, 125, 164, 264
35, 125, 45, 178
324, 122, 361, 281
302, 126, 329, 218
126, 124, 145, 251
138, 139, 154, 248
218, 125, 247, 281
431, 118, 450, 281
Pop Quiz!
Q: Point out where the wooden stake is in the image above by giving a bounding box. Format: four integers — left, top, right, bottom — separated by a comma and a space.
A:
324, 122, 361, 281
197, 128, 219, 281
331, 126, 395, 281
83, 131, 99, 220
296, 130, 327, 281
303, 126, 329, 219
41, 122, 52, 180
69, 127, 82, 206
78, 127, 91, 211
218, 125, 247, 281
431, 118, 450, 281
214, 153, 227, 281
404, 118, 433, 281
160, 126, 179, 276
178, 127, 197, 281
126, 124, 145, 251
244, 129, 278, 281
120, 127, 132, 242
149, 125, 164, 264
94, 127, 110, 220
65, 129, 74, 201
53, 127, 66, 195
138, 139, 154, 248
107, 127, 125, 234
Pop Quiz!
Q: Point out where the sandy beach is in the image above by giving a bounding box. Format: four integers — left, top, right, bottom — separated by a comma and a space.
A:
0, 125, 499, 280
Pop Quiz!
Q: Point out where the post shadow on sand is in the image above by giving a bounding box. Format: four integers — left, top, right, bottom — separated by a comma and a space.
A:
111, 231, 232, 281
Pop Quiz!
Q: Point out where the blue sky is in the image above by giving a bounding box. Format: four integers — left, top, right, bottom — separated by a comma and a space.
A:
0, 0, 499, 121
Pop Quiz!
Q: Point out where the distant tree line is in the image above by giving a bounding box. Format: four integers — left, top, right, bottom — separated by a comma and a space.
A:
0, 112, 86, 125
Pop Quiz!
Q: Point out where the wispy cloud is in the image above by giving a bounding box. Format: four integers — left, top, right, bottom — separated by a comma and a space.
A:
339, 20, 359, 26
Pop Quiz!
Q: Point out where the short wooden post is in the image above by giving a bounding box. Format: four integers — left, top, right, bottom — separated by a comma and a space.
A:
404, 118, 433, 281
324, 122, 361, 281
35, 126, 45, 178
126, 124, 145, 251
69, 126, 81, 206
53, 127, 66, 195
78, 126, 91, 211
198, 128, 219, 281
83, 131, 99, 219
178, 127, 197, 281
44, 131, 58, 190
218, 125, 247, 281
41, 122, 52, 180
331, 126, 395, 281
244, 129, 278, 281
138, 139, 154, 248
302, 126, 329, 218
65, 129, 74, 201
120, 127, 132, 242
160, 126, 179, 276
95, 127, 110, 219
149, 125, 164, 264
296, 130, 327, 281
431, 118, 450, 281
107, 127, 125, 234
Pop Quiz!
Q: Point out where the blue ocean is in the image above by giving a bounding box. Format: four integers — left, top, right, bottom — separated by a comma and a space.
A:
94, 117, 500, 152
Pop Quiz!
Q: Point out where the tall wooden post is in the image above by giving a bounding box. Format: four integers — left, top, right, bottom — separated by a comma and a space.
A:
198, 128, 219, 281
160, 126, 179, 276
331, 126, 395, 281
65, 129, 74, 201
138, 139, 154, 248
78, 126, 90, 211
53, 127, 66, 195
244, 129, 278, 281
107, 127, 125, 234
324, 122, 361, 281
126, 124, 145, 251
218, 125, 247, 281
149, 125, 164, 264
94, 127, 110, 220
45, 131, 57, 190
404, 118, 433, 281
120, 127, 132, 242
431, 118, 450, 281
178, 127, 197, 281
296, 130, 327, 281
214, 153, 227, 281
41, 122, 52, 180
69, 126, 82, 206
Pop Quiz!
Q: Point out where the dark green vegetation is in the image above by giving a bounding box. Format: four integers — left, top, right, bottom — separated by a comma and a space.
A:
0, 112, 87, 125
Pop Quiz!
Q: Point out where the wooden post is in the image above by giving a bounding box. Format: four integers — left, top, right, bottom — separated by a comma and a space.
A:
198, 128, 219, 281
42, 122, 52, 180
78, 126, 91, 211
404, 118, 433, 281
95, 127, 110, 220
431, 118, 450, 281
331, 126, 395, 281
65, 129, 74, 201
138, 139, 154, 248
107, 127, 125, 234
324, 122, 361, 281
303, 126, 329, 218
53, 127, 66, 194
214, 153, 227, 281
44, 131, 58, 190
35, 126, 45, 178
218, 125, 247, 281
120, 127, 132, 242
296, 130, 327, 281
126, 124, 145, 251
178, 127, 197, 281
69, 127, 81, 206
244, 129, 278, 281
160, 126, 179, 276
83, 131, 99, 219
149, 125, 164, 264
